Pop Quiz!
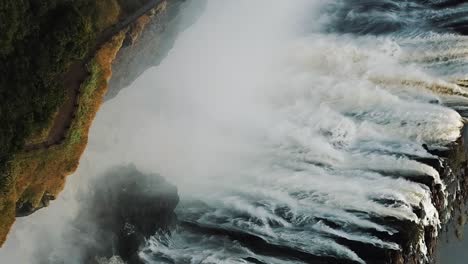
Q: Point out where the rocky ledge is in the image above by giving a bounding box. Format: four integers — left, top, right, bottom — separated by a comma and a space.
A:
0, 0, 203, 246
385, 121, 468, 264
34, 165, 179, 264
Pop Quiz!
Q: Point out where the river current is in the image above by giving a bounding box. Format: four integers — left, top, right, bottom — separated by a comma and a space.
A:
2, 1, 468, 264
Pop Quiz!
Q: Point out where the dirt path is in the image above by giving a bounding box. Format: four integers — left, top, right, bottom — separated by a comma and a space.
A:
24, 63, 85, 151
24, 0, 163, 152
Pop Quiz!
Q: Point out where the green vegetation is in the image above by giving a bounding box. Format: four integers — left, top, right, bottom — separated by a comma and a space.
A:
0, 0, 154, 244
12, 31, 126, 212
0, 1, 94, 184
117, 0, 150, 14
0, 30, 126, 244
0, 0, 142, 195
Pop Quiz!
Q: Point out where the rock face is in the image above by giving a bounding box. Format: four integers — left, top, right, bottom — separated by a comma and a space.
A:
45, 165, 179, 264
394, 125, 468, 264
0, 0, 197, 246
81, 166, 179, 263
106, 0, 207, 100
2, 1, 466, 262
170, 126, 468, 264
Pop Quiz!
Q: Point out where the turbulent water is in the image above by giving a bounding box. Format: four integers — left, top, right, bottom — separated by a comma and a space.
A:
135, 1, 468, 263
2, 1, 468, 264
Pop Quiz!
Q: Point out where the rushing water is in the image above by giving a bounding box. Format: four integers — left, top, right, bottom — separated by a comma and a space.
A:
134, 1, 467, 263
2, 1, 468, 264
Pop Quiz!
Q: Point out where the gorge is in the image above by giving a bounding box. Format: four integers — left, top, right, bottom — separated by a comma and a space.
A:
2, 1, 468, 264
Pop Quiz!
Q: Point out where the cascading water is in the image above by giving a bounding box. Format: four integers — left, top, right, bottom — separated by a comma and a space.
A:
124, 1, 467, 263
2, 1, 468, 264
133, 1, 468, 263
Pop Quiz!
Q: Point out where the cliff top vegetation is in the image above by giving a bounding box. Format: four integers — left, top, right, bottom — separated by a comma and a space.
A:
0, 0, 144, 195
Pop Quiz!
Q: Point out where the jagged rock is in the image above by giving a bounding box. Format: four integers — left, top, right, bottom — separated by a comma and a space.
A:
15, 192, 56, 217
41, 165, 180, 264
106, 0, 207, 100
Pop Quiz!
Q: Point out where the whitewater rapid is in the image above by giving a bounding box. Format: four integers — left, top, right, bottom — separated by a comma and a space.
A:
2, 0, 468, 264
131, 1, 466, 263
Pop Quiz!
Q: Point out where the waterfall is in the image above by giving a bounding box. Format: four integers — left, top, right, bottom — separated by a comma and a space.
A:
2, 1, 468, 263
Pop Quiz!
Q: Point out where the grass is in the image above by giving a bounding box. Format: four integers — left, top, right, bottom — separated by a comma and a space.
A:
0, 0, 164, 246
0, 0, 135, 185
93, 0, 122, 31
24, 111, 59, 145
0, 31, 126, 245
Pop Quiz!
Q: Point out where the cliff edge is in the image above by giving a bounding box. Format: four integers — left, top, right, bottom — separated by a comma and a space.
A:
0, 0, 192, 245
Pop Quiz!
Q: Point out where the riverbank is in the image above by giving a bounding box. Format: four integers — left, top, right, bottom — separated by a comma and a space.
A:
0, 0, 186, 246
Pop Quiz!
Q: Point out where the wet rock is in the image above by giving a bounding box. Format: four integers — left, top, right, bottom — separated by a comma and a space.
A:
16, 192, 55, 217
66, 165, 178, 264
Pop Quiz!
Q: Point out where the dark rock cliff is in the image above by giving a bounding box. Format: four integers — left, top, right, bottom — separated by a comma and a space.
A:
34, 165, 179, 264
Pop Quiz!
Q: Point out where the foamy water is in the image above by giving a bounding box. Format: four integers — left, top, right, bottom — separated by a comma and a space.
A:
2, 1, 468, 264
131, 1, 466, 263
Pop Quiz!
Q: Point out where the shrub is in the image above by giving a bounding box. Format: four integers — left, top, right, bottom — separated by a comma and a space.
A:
0, 0, 98, 186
